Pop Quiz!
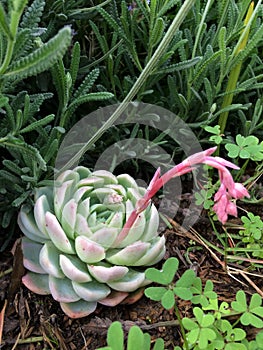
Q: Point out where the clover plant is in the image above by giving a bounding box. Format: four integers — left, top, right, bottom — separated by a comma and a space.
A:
144, 257, 263, 350
97, 321, 165, 350
225, 135, 263, 162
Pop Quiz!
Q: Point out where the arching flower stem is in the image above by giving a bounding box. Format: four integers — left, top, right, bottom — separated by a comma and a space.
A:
116, 147, 250, 245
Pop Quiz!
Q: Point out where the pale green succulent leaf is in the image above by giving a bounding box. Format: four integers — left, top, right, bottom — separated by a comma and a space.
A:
56, 169, 79, 183
78, 176, 104, 187
108, 212, 124, 229
74, 186, 93, 203
140, 205, 159, 242
91, 227, 119, 248
35, 186, 54, 205
117, 173, 139, 191
106, 241, 150, 265
105, 184, 127, 197
72, 281, 111, 301
61, 198, 78, 239
49, 276, 80, 303
107, 270, 145, 292
77, 197, 91, 219
126, 187, 142, 205
60, 255, 92, 283
22, 272, 50, 295
87, 211, 97, 227
18, 214, 48, 243
92, 170, 118, 185
74, 166, 92, 179
74, 213, 93, 237
22, 237, 46, 274
135, 236, 166, 266
39, 242, 65, 278
54, 179, 76, 220
143, 245, 166, 267
88, 264, 129, 283
34, 194, 51, 236
45, 212, 75, 254
90, 187, 117, 203
75, 235, 105, 263
60, 300, 97, 319
18, 206, 48, 241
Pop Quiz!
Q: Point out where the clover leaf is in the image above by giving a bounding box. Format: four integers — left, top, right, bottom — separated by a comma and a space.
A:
195, 188, 215, 210
204, 125, 223, 145
173, 269, 196, 300
97, 321, 165, 350
145, 257, 179, 285
183, 307, 216, 349
231, 291, 263, 328
240, 212, 263, 241
191, 278, 218, 307
225, 134, 263, 161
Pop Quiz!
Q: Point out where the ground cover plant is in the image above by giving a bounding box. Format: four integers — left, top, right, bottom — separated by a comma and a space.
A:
0, 0, 263, 349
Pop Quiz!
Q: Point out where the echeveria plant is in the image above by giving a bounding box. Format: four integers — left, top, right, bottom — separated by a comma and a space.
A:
18, 147, 249, 318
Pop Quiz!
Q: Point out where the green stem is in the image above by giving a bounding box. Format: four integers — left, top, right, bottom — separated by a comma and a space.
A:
187, 0, 214, 101
234, 158, 249, 181
211, 0, 231, 47
174, 302, 189, 350
192, 0, 214, 59
209, 213, 228, 248
58, 0, 196, 174
68, 0, 112, 17
218, 1, 257, 134
217, 61, 242, 134
0, 1, 28, 75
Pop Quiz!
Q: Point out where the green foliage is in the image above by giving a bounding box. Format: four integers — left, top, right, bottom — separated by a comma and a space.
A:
239, 212, 263, 243
191, 279, 218, 308
50, 45, 113, 128
182, 308, 217, 349
232, 291, 263, 328
225, 134, 263, 161
144, 258, 263, 349
145, 257, 178, 285
204, 125, 223, 145
0, 0, 113, 249
225, 135, 263, 162
194, 186, 215, 210
4, 26, 72, 81
96, 321, 165, 350
0, 0, 72, 84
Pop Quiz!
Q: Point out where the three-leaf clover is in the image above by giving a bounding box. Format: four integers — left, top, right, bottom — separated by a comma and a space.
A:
145, 258, 197, 310
97, 321, 165, 350
182, 307, 217, 349
191, 279, 218, 307
225, 134, 263, 161
195, 188, 215, 210
239, 212, 263, 241
217, 319, 247, 350
145, 258, 179, 310
204, 125, 223, 145
231, 291, 263, 328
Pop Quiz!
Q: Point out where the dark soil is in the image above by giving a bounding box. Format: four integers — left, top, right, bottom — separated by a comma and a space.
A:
1, 193, 263, 350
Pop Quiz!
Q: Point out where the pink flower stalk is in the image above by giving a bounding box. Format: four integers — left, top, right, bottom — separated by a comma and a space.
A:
116, 147, 250, 243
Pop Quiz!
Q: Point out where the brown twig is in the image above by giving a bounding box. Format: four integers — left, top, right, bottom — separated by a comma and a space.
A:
0, 300, 7, 345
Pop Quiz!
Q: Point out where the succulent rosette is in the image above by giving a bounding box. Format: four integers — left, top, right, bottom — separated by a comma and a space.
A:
18, 167, 166, 318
